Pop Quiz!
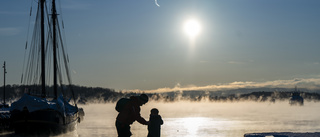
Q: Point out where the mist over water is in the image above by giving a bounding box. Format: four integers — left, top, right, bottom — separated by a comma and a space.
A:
8, 101, 319, 137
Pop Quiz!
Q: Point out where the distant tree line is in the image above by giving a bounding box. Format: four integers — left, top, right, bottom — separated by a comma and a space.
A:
0, 85, 123, 104
1, 85, 320, 104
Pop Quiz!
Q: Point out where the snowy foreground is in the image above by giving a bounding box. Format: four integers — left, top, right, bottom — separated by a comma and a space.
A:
244, 132, 320, 137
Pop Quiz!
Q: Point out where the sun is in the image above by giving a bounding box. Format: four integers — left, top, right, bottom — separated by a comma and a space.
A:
183, 19, 201, 38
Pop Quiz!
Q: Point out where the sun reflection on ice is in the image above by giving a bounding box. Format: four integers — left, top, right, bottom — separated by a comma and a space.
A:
183, 117, 209, 136
164, 117, 235, 137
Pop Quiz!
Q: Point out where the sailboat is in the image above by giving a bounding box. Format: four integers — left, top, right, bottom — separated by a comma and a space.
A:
0, 61, 11, 132
1, 61, 9, 109
10, 0, 84, 134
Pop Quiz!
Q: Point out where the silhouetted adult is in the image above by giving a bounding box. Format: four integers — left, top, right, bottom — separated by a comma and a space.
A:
115, 94, 149, 137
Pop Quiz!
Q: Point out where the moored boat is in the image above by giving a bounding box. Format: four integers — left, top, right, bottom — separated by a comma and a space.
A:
0, 62, 11, 132
10, 0, 84, 134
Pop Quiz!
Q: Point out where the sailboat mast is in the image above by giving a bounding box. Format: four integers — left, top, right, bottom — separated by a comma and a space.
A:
41, 0, 46, 98
2, 62, 6, 105
52, 0, 58, 99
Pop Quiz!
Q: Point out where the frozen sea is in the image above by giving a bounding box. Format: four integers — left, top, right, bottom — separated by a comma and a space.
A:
2, 101, 320, 137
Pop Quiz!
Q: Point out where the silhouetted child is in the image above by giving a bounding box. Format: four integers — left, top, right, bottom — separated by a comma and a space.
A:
147, 108, 163, 137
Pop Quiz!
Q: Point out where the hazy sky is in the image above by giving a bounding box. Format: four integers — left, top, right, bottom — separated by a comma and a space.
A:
1, 0, 320, 92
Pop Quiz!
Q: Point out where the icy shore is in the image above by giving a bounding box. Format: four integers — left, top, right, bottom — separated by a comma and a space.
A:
244, 132, 320, 137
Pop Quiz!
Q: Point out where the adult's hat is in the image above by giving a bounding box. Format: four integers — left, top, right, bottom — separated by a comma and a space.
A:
139, 94, 149, 103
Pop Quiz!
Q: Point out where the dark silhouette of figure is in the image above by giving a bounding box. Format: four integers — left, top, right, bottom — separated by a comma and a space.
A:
147, 108, 163, 137
115, 94, 149, 137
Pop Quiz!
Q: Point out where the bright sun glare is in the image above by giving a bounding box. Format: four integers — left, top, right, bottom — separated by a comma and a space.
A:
183, 19, 201, 38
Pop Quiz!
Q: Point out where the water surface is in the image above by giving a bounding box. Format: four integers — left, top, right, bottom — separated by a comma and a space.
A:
3, 101, 320, 137
74, 101, 320, 137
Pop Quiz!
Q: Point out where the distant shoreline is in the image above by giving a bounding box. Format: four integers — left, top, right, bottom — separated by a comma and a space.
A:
1, 85, 320, 104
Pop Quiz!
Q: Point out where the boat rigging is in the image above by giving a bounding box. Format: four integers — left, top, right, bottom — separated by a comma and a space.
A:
10, 0, 84, 134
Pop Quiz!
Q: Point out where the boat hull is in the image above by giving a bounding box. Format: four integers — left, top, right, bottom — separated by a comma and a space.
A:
0, 110, 12, 132
10, 109, 80, 135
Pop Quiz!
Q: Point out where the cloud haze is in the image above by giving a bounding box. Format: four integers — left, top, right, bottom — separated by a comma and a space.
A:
133, 78, 320, 93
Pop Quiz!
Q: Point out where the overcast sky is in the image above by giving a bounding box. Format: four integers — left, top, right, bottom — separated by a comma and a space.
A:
1, 0, 320, 92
